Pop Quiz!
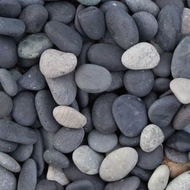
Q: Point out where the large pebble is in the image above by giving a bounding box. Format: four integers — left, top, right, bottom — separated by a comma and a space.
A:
121, 42, 160, 70
99, 147, 138, 182
45, 21, 82, 56
40, 49, 77, 78
18, 33, 53, 59
73, 145, 104, 175
148, 95, 181, 128
182, 8, 190, 35
66, 179, 94, 190
54, 127, 84, 153
77, 0, 101, 6
148, 165, 170, 190
105, 8, 139, 50
140, 124, 164, 152
53, 106, 87, 129
112, 95, 147, 137
75, 64, 112, 93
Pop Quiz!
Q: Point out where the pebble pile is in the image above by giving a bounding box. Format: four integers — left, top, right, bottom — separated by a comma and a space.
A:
0, 0, 190, 190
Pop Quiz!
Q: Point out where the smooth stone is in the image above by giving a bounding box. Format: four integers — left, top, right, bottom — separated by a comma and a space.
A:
125, 0, 159, 17
18, 33, 53, 59
173, 104, 190, 130
152, 52, 172, 77
88, 129, 118, 153
45, 2, 76, 24
88, 43, 126, 71
170, 78, 190, 104
10, 144, 33, 162
66, 179, 94, 190
0, 17, 25, 37
54, 127, 84, 153
70, 99, 79, 112
121, 42, 160, 70
167, 131, 190, 152
119, 134, 140, 147
106, 8, 139, 50
53, 106, 87, 129
40, 49, 77, 78
0, 138, 18, 153
45, 21, 82, 56
0, 165, 16, 190
136, 146, 163, 170
75, 4, 85, 35
153, 0, 184, 10
140, 124, 164, 152
112, 95, 147, 137
0, 0, 21, 17
45, 71, 77, 105
124, 70, 154, 97
0, 119, 37, 144
17, 57, 39, 68
148, 165, 170, 190
0, 91, 13, 118
165, 171, 190, 190
99, 147, 138, 182
159, 89, 173, 98
35, 90, 60, 133
161, 124, 176, 141
100, 30, 118, 46
77, 88, 89, 108
18, 0, 44, 7
12, 91, 37, 126
92, 93, 118, 134
104, 176, 140, 190
77, 0, 101, 6
0, 35, 17, 68
171, 36, 190, 79
40, 128, 54, 150
156, 5, 181, 51
182, 8, 190, 35
165, 146, 188, 163
153, 78, 171, 92
148, 95, 181, 128
36, 180, 60, 190
0, 68, 18, 96
73, 145, 104, 175
17, 159, 37, 190
75, 64, 112, 93
44, 149, 70, 168
142, 92, 158, 109
47, 165, 70, 186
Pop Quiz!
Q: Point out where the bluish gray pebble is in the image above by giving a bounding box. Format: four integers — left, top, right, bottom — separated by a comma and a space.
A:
100, 30, 118, 46
66, 179, 94, 190
119, 134, 140, 147
70, 99, 80, 112
75, 4, 85, 35
18, 0, 44, 8
77, 88, 89, 108
161, 124, 176, 141
36, 179, 63, 190
153, 78, 171, 92
0, 138, 18, 153
40, 128, 55, 150
142, 92, 158, 109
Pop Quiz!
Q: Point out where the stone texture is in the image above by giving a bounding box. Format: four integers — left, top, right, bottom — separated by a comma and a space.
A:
182, 8, 190, 35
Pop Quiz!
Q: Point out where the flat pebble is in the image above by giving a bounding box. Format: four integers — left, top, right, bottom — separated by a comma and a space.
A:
77, 0, 101, 6
40, 49, 77, 78
99, 147, 138, 182
121, 42, 160, 70
66, 179, 94, 190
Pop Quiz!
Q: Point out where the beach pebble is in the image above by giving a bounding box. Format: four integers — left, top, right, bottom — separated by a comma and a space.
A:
182, 8, 190, 35
143, 92, 158, 109
153, 78, 171, 92
40, 49, 77, 78
18, 0, 44, 8
0, 139, 18, 153
77, 0, 101, 6
99, 147, 138, 182
119, 134, 140, 147
36, 179, 61, 190
66, 179, 94, 190
81, 107, 93, 133
153, 0, 184, 10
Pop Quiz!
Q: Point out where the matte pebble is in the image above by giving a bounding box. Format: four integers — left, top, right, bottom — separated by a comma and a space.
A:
77, 0, 101, 6
153, 78, 171, 92
119, 134, 140, 147
99, 147, 138, 182
81, 107, 93, 133
153, 0, 184, 10
161, 124, 176, 141
66, 179, 94, 190
0, 138, 18, 153
36, 179, 61, 190
40, 128, 54, 150
142, 92, 158, 109
18, 0, 44, 8
77, 88, 89, 108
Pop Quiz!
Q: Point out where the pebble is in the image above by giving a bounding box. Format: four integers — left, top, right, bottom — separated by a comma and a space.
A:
121, 42, 160, 70
75, 64, 112, 93
136, 146, 163, 170
12, 91, 37, 126
81, 107, 93, 133
182, 8, 190, 35
0, 165, 16, 190
53, 106, 87, 129
119, 134, 140, 147
105, 8, 139, 50
35, 90, 60, 132
17, 57, 38, 68
148, 165, 170, 190
40, 49, 77, 78
88, 129, 118, 153
125, 0, 160, 17
53, 127, 84, 153
88, 43, 126, 71
44, 149, 70, 168
142, 92, 158, 109
77, 0, 101, 6
45, 71, 77, 105
156, 5, 181, 51
66, 179, 94, 190
148, 95, 181, 128
140, 124, 164, 152
73, 145, 104, 175
77, 88, 89, 108
36, 179, 60, 190
112, 95, 147, 137
18, 0, 44, 8
0, 138, 18, 153
92, 93, 118, 134
104, 176, 140, 190
17, 159, 37, 190
47, 165, 70, 186
18, 33, 53, 59
45, 1, 76, 24
153, 78, 171, 92
161, 124, 176, 141
99, 147, 138, 182
40, 128, 54, 150
45, 21, 82, 56
124, 70, 154, 97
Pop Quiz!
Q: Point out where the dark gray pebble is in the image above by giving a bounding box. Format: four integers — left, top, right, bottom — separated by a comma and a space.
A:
161, 124, 175, 141
17, 58, 39, 68
70, 99, 80, 112
142, 92, 158, 109
112, 95, 147, 137
66, 179, 94, 190
18, 0, 44, 8
119, 134, 140, 147
36, 179, 63, 190
100, 30, 118, 46
153, 78, 171, 92
0, 138, 18, 153
40, 128, 54, 150
77, 88, 89, 108
75, 4, 85, 35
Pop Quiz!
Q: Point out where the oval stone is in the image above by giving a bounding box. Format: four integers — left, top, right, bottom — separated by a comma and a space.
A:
121, 42, 160, 70
99, 147, 138, 182
112, 95, 147, 137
